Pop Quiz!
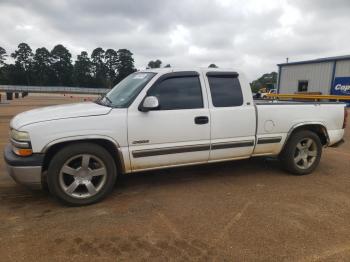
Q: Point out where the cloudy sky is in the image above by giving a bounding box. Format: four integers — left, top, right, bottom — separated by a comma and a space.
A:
0, 0, 350, 80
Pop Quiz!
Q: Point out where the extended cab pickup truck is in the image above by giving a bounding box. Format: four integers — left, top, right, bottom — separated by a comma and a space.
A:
4, 68, 347, 205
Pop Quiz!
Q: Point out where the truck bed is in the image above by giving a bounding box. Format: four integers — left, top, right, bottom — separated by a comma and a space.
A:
252, 100, 345, 156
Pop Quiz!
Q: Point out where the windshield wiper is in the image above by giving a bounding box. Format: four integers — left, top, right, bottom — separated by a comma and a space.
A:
104, 95, 113, 104
95, 95, 112, 107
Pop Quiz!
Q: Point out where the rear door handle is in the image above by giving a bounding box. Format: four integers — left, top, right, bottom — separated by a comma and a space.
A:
194, 116, 209, 125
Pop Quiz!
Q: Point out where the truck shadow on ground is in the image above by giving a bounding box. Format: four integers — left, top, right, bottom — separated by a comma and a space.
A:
0, 157, 284, 208
116, 157, 283, 190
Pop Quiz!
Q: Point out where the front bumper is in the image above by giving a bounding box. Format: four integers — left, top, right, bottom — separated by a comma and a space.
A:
3, 144, 44, 189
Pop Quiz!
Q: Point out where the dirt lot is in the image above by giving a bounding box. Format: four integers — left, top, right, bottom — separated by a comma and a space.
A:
0, 94, 349, 261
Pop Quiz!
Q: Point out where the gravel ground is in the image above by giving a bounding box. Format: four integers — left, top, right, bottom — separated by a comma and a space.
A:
0, 94, 349, 261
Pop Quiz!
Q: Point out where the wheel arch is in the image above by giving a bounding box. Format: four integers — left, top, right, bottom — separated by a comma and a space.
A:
41, 137, 126, 175
282, 122, 330, 151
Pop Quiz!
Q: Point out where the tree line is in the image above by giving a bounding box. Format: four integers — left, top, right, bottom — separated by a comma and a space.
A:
0, 43, 136, 88
0, 43, 222, 88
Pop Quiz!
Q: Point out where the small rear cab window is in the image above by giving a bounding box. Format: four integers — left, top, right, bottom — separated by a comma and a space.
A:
207, 73, 243, 107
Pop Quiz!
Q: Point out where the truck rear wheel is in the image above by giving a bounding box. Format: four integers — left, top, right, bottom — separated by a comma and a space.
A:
280, 130, 322, 175
47, 143, 117, 206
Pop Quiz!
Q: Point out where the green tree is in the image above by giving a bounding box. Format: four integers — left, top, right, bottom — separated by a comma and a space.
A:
11, 43, 34, 85
0, 46, 7, 66
51, 44, 73, 85
32, 47, 53, 85
0, 46, 7, 84
208, 64, 218, 68
91, 47, 107, 88
105, 49, 118, 88
73, 51, 93, 87
0, 64, 25, 85
147, 59, 162, 68
116, 49, 136, 83
164, 64, 171, 68
250, 72, 278, 93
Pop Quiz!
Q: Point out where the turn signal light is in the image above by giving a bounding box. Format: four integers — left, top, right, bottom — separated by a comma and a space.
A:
13, 147, 33, 157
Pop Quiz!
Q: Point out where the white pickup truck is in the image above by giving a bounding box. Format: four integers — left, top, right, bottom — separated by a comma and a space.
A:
4, 68, 347, 205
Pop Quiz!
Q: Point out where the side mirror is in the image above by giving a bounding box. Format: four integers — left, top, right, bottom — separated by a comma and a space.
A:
139, 96, 159, 112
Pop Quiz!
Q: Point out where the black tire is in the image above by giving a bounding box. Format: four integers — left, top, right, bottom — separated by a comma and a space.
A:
47, 142, 117, 206
280, 130, 322, 175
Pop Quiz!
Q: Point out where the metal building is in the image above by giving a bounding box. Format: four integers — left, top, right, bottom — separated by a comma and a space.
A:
277, 55, 350, 96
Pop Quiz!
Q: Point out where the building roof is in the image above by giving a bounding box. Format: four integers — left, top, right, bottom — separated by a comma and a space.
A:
278, 55, 350, 67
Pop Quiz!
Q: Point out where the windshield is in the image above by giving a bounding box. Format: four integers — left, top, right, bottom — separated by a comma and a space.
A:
99, 72, 156, 108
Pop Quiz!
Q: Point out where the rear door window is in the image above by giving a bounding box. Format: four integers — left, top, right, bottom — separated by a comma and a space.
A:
207, 75, 243, 107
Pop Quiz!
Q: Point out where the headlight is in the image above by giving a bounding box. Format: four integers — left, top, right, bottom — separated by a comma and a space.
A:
10, 129, 30, 141
10, 129, 32, 156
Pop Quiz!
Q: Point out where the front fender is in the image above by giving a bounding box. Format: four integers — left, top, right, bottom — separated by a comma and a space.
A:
41, 135, 131, 174
41, 134, 120, 153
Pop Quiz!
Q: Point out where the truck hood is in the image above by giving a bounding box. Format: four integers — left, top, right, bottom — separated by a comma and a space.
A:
11, 102, 112, 129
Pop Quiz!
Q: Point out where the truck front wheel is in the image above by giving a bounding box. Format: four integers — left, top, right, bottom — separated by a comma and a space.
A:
47, 143, 117, 206
280, 130, 322, 175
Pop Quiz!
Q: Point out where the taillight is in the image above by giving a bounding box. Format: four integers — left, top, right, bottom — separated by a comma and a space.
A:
343, 108, 348, 129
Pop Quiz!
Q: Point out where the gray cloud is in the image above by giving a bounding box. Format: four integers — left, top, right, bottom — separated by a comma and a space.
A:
0, 0, 350, 80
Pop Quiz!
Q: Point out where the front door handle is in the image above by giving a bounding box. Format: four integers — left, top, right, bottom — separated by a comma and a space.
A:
194, 116, 209, 125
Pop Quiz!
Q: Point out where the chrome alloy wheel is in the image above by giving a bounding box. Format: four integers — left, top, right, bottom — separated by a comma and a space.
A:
59, 154, 107, 199
293, 138, 318, 170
